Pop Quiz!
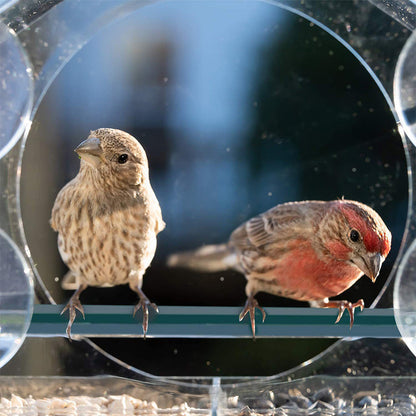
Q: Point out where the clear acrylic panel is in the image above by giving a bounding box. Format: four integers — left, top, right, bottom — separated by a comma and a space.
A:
1, 0, 416, 413
0, 229, 33, 368
394, 28, 416, 146
0, 21, 32, 160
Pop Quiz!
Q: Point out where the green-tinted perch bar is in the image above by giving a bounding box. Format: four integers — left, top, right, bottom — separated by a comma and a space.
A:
27, 305, 400, 338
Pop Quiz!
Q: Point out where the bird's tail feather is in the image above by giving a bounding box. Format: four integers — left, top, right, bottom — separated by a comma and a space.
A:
167, 244, 237, 272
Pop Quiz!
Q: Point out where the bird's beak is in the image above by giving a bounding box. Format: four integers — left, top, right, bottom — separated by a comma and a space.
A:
75, 137, 103, 168
354, 252, 385, 283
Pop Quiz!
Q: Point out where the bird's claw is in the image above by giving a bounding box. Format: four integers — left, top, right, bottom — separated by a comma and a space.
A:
61, 297, 85, 340
133, 297, 159, 338
239, 295, 266, 338
334, 299, 364, 329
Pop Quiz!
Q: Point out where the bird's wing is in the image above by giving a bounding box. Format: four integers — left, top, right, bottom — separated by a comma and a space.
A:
230, 202, 316, 252
50, 193, 63, 232
50, 181, 75, 233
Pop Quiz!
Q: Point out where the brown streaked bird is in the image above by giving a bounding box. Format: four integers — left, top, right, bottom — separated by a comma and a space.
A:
168, 199, 391, 337
51, 128, 165, 339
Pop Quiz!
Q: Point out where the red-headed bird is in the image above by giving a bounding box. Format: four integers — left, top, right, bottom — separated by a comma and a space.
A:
168, 200, 391, 336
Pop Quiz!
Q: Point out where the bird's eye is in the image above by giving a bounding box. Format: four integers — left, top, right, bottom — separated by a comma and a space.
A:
117, 154, 128, 164
349, 229, 360, 242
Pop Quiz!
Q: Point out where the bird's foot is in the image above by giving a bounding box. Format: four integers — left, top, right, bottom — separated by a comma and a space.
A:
239, 295, 266, 338
317, 299, 364, 329
61, 296, 85, 340
133, 295, 159, 338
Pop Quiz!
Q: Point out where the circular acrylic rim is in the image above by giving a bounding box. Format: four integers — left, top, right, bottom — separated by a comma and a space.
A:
0, 228, 34, 369
11, 0, 413, 385
393, 28, 416, 148
0, 23, 34, 161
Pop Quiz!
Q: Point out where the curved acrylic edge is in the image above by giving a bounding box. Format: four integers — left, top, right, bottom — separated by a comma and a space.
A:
0, 228, 34, 369
0, 23, 33, 161
368, 0, 416, 31
394, 29, 416, 147
393, 236, 416, 356
3, 0, 414, 386
392, 23, 416, 361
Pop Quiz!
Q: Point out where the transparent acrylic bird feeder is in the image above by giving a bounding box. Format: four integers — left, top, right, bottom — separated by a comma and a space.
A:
1, 0, 416, 411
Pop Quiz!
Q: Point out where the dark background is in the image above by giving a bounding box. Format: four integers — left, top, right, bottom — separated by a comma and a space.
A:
19, 2, 407, 376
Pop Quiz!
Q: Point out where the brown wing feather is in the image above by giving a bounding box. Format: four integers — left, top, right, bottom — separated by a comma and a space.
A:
50, 181, 76, 232
229, 201, 326, 277
230, 201, 324, 252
